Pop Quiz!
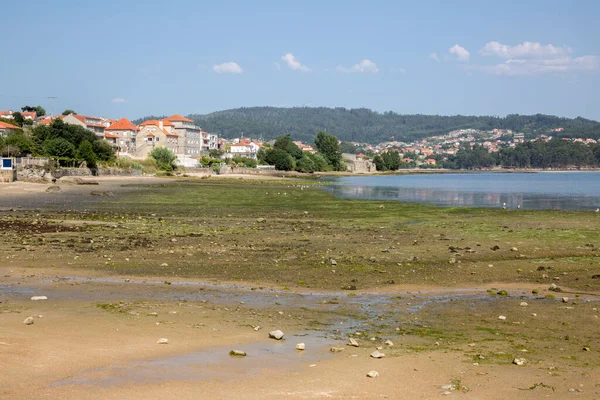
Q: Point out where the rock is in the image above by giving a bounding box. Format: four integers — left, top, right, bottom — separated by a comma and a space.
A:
498, 315, 507, 321
330, 259, 337, 266
370, 350, 385, 358
160, 263, 169, 267
591, 274, 600, 279
23, 317, 34, 325
510, 247, 518, 252
45, 186, 61, 193
269, 330, 284, 340
385, 340, 394, 346
157, 338, 169, 344
347, 338, 359, 347
330, 347, 345, 353
31, 296, 48, 301
512, 358, 526, 366
583, 347, 590, 351
253, 325, 261, 331
170, 238, 177, 242
549, 283, 562, 292
296, 343, 305, 351
520, 302, 528, 307
256, 218, 265, 223
440, 384, 455, 390
366, 370, 379, 378
562, 297, 569, 303
90, 191, 114, 196
491, 245, 500, 251
441, 391, 452, 396
229, 350, 246, 357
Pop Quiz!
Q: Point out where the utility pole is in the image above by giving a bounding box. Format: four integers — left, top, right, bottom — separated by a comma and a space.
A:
47, 96, 57, 116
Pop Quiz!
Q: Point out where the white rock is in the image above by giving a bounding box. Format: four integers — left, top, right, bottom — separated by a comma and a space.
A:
229, 349, 246, 356
348, 338, 359, 347
498, 315, 507, 321
31, 296, 48, 301
562, 297, 569, 303
253, 325, 261, 331
512, 357, 526, 366
370, 350, 385, 358
296, 343, 305, 351
23, 317, 34, 325
366, 370, 379, 378
269, 330, 284, 340
441, 391, 452, 396
519, 302, 528, 307
385, 340, 394, 346
330, 347, 345, 353
157, 338, 169, 344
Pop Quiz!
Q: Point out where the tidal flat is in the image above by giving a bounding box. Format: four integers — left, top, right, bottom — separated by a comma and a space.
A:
1, 176, 599, 399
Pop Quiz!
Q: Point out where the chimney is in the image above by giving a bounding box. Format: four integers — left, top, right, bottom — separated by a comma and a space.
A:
159, 120, 163, 130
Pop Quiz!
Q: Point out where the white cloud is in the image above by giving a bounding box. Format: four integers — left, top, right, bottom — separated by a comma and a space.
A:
212, 62, 243, 74
480, 41, 571, 59
281, 53, 310, 72
111, 98, 125, 103
449, 44, 470, 62
469, 55, 599, 76
336, 59, 380, 74
471, 41, 598, 76
429, 52, 440, 62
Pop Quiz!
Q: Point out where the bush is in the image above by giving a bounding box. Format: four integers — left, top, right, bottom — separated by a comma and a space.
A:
149, 147, 177, 171
265, 148, 295, 171
231, 156, 257, 168
76, 140, 97, 168
43, 138, 76, 159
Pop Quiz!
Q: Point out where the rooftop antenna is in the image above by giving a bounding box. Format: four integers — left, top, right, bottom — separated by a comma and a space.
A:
47, 96, 57, 116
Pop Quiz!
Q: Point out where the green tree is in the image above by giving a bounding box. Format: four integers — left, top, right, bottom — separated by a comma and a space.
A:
76, 140, 97, 168
314, 131, 342, 170
92, 140, 115, 162
43, 138, 76, 158
372, 155, 387, 171
265, 148, 295, 171
21, 105, 46, 117
4, 131, 34, 156
382, 151, 401, 170
149, 147, 177, 171
62, 109, 76, 115
296, 153, 316, 172
12, 112, 24, 127
306, 152, 330, 171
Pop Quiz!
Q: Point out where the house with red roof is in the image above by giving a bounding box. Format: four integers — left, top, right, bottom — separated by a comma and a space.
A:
0, 121, 21, 136
135, 119, 179, 158
163, 114, 202, 156
62, 114, 110, 137
105, 118, 139, 153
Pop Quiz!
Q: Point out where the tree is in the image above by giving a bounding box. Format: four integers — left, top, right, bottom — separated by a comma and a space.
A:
150, 147, 177, 171
265, 148, 295, 171
373, 155, 387, 171
296, 153, 316, 172
62, 109, 76, 115
43, 138, 76, 158
92, 140, 115, 162
382, 150, 401, 170
12, 112, 24, 127
77, 140, 97, 168
22, 105, 46, 117
314, 131, 342, 170
4, 131, 34, 156
209, 149, 224, 158
274, 134, 303, 160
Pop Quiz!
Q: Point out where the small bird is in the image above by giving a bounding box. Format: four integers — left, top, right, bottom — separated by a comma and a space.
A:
502, 202, 506, 210
517, 205, 521, 209
595, 208, 599, 213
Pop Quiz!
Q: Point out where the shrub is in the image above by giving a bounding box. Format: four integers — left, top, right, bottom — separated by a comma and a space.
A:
149, 147, 177, 171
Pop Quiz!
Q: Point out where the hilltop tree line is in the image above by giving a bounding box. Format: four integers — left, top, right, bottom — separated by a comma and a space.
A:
0, 119, 114, 167
438, 139, 600, 169
168, 107, 600, 144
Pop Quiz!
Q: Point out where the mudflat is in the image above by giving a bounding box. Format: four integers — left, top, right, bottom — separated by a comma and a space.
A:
1, 176, 599, 399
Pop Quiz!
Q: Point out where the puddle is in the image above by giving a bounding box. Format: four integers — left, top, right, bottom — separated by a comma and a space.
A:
51, 333, 334, 388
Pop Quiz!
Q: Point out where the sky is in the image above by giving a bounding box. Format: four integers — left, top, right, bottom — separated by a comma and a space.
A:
1, 0, 599, 121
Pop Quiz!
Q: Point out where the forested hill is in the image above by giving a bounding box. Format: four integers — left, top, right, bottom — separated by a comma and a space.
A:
142, 107, 600, 144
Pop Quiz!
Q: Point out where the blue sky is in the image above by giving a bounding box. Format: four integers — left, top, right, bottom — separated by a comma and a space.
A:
1, 0, 599, 121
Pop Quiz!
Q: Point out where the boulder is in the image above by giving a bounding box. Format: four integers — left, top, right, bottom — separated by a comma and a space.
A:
268, 330, 284, 340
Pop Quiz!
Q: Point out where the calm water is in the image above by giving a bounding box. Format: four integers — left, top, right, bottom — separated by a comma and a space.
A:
325, 172, 600, 210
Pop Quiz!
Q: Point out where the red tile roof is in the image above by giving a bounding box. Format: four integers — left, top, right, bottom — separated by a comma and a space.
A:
140, 119, 173, 127
104, 133, 119, 138
107, 118, 138, 131
162, 120, 174, 127
0, 121, 20, 130
165, 114, 194, 123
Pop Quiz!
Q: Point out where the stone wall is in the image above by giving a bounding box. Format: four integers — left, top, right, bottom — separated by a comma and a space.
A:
16, 166, 53, 183
53, 167, 142, 178
0, 169, 17, 183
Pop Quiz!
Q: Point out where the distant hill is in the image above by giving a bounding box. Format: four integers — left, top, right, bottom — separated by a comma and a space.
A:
136, 107, 600, 144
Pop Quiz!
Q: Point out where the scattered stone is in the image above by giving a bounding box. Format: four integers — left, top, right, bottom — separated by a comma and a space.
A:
498, 315, 507, 321
256, 218, 265, 223
23, 317, 34, 325
253, 325, 261, 331
31, 296, 48, 301
583, 347, 590, 351
296, 343, 305, 351
591, 274, 600, 279
520, 302, 528, 307
160, 263, 169, 267
229, 350, 246, 357
512, 358, 526, 366
441, 391, 452, 396
170, 238, 177, 243
491, 245, 500, 251
366, 370, 379, 378
549, 283, 562, 292
45, 186, 61, 193
370, 350, 385, 358
90, 191, 114, 196
348, 338, 359, 347
330, 259, 337, 266
157, 338, 169, 344
440, 384, 455, 390
562, 297, 569, 303
384, 340, 394, 346
269, 330, 284, 340
330, 347, 345, 353
510, 247, 518, 252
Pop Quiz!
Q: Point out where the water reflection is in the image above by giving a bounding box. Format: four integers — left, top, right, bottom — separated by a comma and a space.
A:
326, 172, 600, 210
